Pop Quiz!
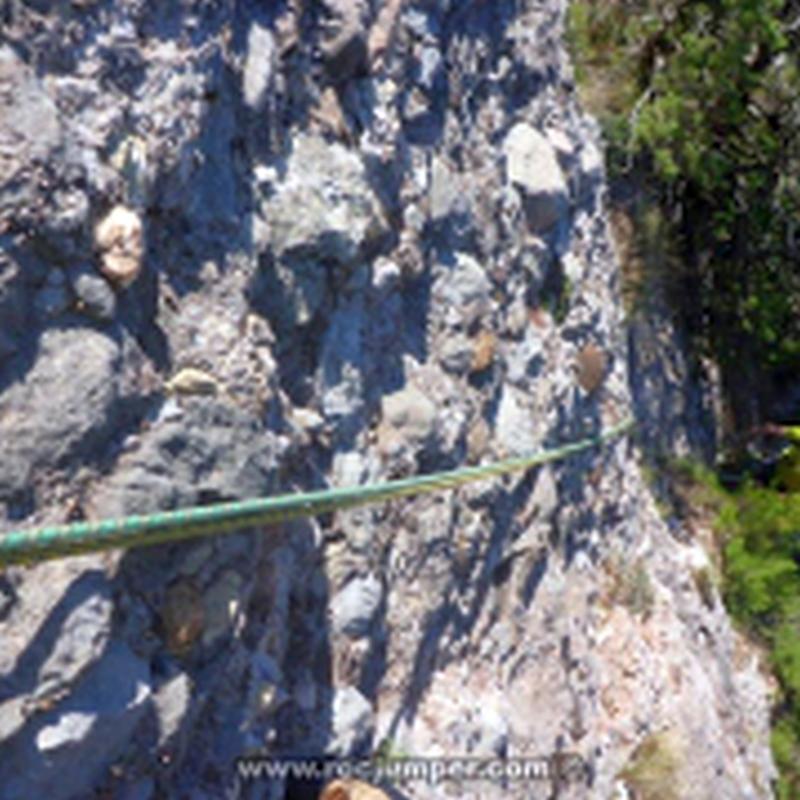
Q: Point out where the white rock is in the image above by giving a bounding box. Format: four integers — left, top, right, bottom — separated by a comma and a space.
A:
495, 385, 537, 456
152, 673, 192, 744
328, 686, 373, 755
504, 122, 568, 231
243, 22, 275, 110
94, 205, 143, 287
330, 574, 383, 637
381, 386, 437, 445
202, 570, 243, 646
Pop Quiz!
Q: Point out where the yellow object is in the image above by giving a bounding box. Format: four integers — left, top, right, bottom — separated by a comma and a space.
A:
773, 426, 800, 492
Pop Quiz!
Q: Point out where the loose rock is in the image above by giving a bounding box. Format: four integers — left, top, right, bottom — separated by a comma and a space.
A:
576, 342, 608, 393
504, 121, 569, 231
94, 205, 144, 287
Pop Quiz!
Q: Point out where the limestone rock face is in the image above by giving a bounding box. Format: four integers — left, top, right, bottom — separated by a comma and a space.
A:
0, 2, 774, 800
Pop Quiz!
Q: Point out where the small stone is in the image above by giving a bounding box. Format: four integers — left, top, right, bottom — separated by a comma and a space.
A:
328, 686, 373, 756
434, 253, 492, 330
70, 264, 116, 320
576, 343, 608, 393
330, 574, 383, 637
495, 385, 537, 456
243, 22, 275, 111
371, 257, 401, 294
0, 328, 120, 500
255, 134, 389, 329
504, 122, 568, 231
381, 386, 437, 446
430, 155, 463, 221
440, 335, 473, 374
161, 580, 205, 655
466, 416, 490, 463
470, 329, 496, 373
152, 673, 192, 745
94, 205, 144, 287
165, 367, 219, 397
530, 466, 558, 520
505, 300, 529, 338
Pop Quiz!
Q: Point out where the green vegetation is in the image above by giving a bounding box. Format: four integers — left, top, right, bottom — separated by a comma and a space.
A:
723, 484, 800, 799
567, 0, 800, 380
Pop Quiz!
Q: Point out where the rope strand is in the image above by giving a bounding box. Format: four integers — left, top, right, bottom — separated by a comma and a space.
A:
0, 418, 633, 567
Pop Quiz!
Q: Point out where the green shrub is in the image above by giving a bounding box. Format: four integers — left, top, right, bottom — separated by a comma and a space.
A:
567, 0, 800, 375
720, 485, 800, 795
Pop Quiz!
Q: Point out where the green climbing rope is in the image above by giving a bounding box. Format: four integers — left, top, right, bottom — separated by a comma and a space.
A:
0, 417, 634, 567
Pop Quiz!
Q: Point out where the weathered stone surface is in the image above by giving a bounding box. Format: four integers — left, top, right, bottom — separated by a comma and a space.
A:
330, 574, 383, 637
328, 686, 373, 756
319, 0, 369, 81
70, 263, 117, 320
0, 328, 120, 500
0, 640, 150, 800
504, 121, 569, 231
253, 134, 388, 328
0, 45, 62, 222
380, 386, 437, 447
242, 22, 276, 111
434, 252, 491, 318
91, 401, 283, 518
262, 135, 386, 266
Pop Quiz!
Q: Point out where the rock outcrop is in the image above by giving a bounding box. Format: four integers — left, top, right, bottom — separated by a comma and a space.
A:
0, 2, 775, 799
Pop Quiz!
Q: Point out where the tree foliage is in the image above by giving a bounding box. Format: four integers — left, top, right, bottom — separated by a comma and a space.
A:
721, 486, 800, 798
568, 0, 800, 374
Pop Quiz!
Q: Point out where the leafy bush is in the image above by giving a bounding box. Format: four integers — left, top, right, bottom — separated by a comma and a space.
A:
721, 485, 800, 797
567, 0, 800, 376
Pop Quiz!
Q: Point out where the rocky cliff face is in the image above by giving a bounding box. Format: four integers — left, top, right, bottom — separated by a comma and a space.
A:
0, 1, 775, 798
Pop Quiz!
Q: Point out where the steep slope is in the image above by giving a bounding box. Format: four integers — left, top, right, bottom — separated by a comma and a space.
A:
0, 1, 775, 798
